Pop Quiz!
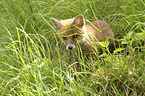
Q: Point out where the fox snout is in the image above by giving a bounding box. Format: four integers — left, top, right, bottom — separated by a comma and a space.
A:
66, 45, 75, 50
67, 46, 73, 50
66, 44, 75, 50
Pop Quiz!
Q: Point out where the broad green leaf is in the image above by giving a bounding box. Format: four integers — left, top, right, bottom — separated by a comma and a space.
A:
98, 40, 109, 47
113, 48, 124, 53
120, 5, 127, 10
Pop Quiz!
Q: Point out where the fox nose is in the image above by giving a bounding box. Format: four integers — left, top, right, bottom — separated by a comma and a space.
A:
68, 46, 73, 50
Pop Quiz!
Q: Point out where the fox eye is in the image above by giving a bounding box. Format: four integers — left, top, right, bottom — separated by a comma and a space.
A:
62, 37, 67, 40
72, 35, 79, 39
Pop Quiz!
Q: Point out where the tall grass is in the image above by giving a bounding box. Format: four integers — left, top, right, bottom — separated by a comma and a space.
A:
0, 0, 145, 95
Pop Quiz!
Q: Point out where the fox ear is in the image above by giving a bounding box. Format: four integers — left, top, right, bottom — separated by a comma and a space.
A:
73, 14, 85, 28
50, 18, 63, 30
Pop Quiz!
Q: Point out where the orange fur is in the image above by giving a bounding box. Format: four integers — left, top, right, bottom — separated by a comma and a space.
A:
50, 14, 114, 59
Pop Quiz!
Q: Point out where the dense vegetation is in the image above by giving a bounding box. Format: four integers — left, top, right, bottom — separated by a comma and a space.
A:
0, 0, 144, 95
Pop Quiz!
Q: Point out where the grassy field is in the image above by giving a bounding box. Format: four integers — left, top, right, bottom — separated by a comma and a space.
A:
0, 0, 145, 95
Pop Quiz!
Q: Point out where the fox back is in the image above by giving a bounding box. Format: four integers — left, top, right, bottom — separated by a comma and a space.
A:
50, 14, 114, 57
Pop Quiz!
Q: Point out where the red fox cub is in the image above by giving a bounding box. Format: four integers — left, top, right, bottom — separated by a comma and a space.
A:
50, 14, 114, 60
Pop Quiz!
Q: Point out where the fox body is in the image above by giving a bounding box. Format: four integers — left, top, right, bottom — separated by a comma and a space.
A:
50, 14, 114, 59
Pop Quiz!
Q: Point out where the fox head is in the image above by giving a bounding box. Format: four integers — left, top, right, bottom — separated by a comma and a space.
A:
50, 14, 86, 50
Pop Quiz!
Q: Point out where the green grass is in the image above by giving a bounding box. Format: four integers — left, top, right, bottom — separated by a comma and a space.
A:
0, 0, 145, 95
